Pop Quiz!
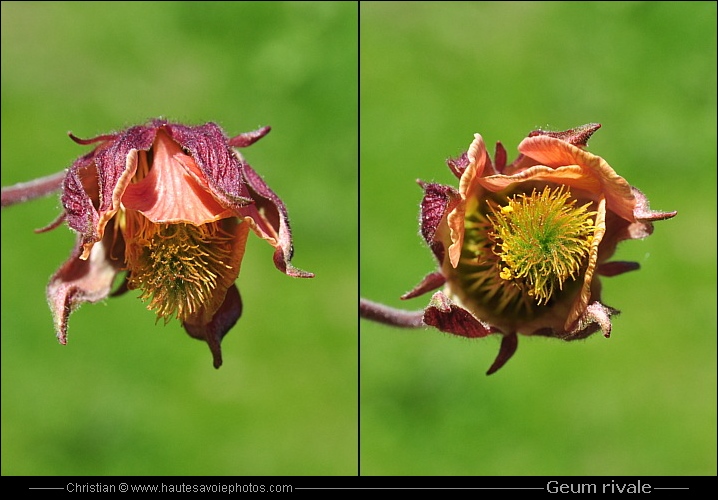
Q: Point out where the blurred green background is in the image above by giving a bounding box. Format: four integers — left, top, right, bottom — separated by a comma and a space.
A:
1, 2, 357, 475
360, 1, 716, 476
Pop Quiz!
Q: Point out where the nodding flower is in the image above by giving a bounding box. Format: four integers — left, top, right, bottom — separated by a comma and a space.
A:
2, 119, 313, 368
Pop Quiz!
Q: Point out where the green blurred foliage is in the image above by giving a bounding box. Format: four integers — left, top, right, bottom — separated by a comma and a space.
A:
360, 1, 716, 476
2, 1, 357, 475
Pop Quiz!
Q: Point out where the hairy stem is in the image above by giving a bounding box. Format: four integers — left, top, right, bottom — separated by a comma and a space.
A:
1, 170, 66, 208
360, 298, 425, 328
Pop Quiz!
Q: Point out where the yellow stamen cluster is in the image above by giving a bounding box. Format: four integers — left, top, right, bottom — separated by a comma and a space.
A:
488, 186, 597, 305
455, 185, 597, 320
123, 213, 235, 322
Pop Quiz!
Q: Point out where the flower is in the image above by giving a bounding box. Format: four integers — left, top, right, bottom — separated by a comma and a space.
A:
4, 119, 313, 368
401, 124, 676, 374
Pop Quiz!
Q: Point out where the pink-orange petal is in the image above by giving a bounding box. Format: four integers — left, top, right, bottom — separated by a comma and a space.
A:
518, 135, 636, 221
447, 134, 489, 268
182, 220, 251, 327
565, 196, 607, 331
479, 164, 601, 194
122, 132, 233, 225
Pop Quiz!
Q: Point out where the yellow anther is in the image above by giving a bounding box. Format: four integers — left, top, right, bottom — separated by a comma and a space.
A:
500, 267, 513, 280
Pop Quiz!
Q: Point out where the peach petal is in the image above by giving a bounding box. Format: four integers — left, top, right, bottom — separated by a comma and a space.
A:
519, 135, 592, 168
565, 196, 607, 331
447, 134, 488, 268
462, 134, 490, 198
185, 220, 250, 327
518, 135, 635, 221
479, 164, 601, 194
122, 132, 233, 225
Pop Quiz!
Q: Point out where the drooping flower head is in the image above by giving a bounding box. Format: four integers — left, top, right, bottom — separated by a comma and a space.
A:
6, 119, 313, 368
402, 124, 676, 374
